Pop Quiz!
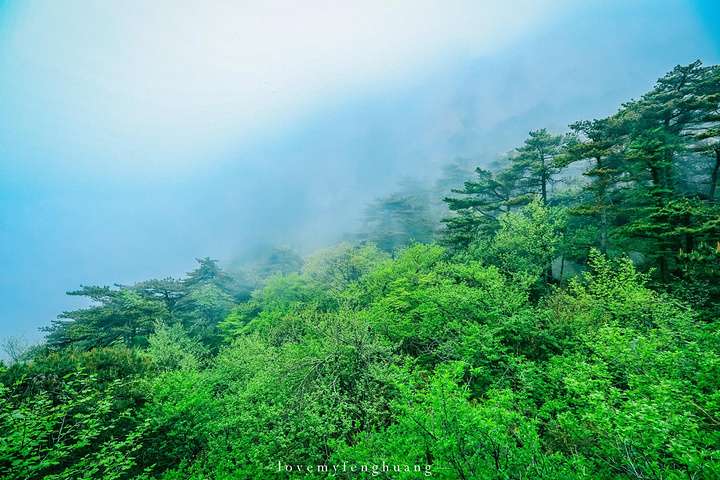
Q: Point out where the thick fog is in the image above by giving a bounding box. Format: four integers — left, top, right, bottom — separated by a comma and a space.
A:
1, 0, 718, 346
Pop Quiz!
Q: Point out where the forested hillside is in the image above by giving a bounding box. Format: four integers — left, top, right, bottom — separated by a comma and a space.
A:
2, 61, 719, 479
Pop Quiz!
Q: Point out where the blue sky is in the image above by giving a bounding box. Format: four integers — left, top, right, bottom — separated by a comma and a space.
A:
0, 0, 718, 346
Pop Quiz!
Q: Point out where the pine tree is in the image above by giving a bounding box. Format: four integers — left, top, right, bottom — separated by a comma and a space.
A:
442, 167, 532, 249
616, 61, 720, 281
565, 118, 625, 254
511, 128, 567, 204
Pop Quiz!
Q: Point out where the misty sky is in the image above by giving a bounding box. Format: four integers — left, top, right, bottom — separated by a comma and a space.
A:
1, 0, 719, 346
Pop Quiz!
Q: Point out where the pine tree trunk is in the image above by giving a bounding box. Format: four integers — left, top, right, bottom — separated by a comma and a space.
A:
544, 266, 552, 287
710, 148, 720, 204
600, 198, 608, 255
650, 164, 671, 283
659, 256, 670, 284
597, 157, 609, 255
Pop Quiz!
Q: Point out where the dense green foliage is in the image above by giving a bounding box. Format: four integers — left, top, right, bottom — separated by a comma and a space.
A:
2, 61, 720, 479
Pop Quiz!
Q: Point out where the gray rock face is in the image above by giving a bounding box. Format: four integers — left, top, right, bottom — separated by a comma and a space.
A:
627, 251, 645, 266
552, 251, 645, 281
552, 257, 587, 281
